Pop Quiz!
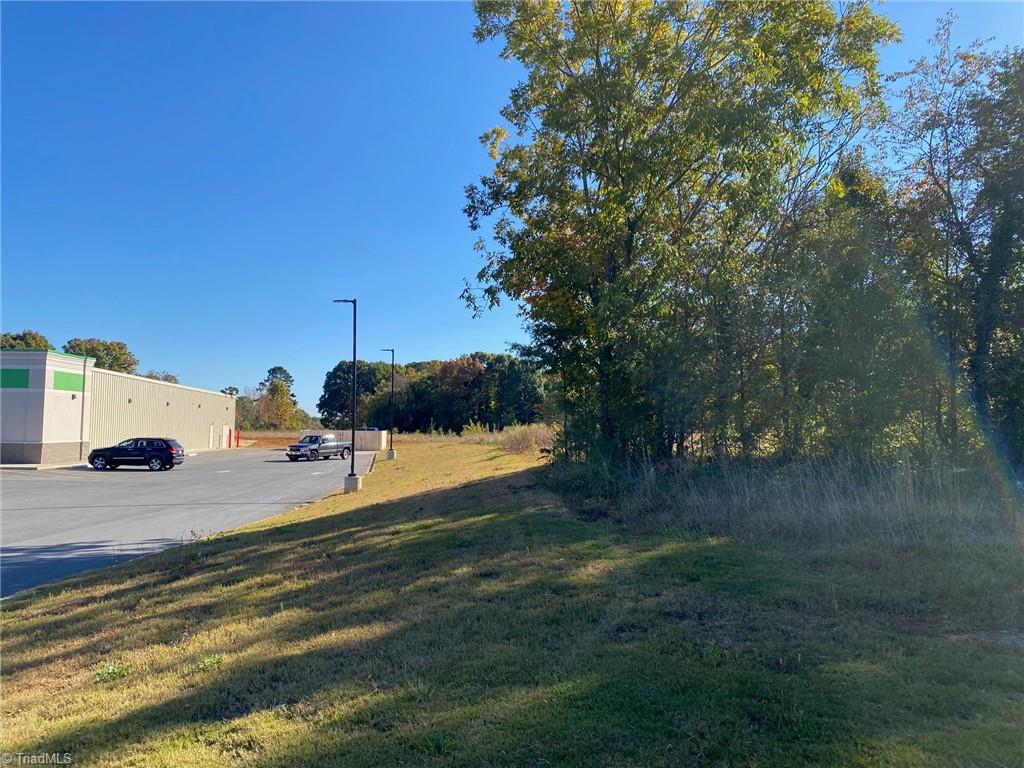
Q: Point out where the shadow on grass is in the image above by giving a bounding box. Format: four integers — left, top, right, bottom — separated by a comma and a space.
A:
5, 467, 1022, 767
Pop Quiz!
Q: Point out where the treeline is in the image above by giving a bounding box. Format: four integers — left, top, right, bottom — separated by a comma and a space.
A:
2, 330, 178, 382
466, 6, 1023, 469
318, 352, 546, 434
223, 367, 320, 431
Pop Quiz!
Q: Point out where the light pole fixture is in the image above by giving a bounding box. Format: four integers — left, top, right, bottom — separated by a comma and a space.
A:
381, 348, 396, 460
333, 298, 361, 492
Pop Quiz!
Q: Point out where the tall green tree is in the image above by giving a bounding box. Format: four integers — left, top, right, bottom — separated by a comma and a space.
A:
465, 0, 897, 459
62, 338, 139, 374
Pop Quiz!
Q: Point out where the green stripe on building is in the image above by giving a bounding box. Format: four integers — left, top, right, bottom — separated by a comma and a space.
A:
0, 369, 30, 388
53, 371, 84, 391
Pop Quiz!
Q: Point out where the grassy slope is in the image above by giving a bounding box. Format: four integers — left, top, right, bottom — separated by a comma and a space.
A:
2, 442, 1021, 767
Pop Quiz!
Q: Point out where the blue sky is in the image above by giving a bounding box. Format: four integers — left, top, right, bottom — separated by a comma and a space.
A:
3, 1, 1022, 413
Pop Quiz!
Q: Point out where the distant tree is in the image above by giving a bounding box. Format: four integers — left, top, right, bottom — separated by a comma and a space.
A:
478, 353, 545, 429
1, 329, 53, 350
355, 353, 545, 434
260, 366, 295, 393
290, 408, 322, 430
235, 395, 258, 431
221, 386, 240, 397
256, 380, 296, 430
434, 356, 487, 432
318, 360, 390, 428
143, 370, 179, 384
62, 338, 139, 374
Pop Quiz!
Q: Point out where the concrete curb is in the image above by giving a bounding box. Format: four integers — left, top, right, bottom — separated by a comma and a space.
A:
0, 462, 88, 471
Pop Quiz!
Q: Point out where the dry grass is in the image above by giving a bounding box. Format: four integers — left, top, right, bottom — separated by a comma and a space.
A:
395, 423, 555, 454
553, 456, 1023, 547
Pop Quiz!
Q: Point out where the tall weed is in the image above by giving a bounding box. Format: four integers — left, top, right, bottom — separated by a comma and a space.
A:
551, 456, 1022, 547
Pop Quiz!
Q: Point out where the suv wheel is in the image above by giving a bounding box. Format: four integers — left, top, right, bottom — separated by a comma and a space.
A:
308, 450, 319, 462
148, 456, 164, 471
341, 447, 352, 460
91, 455, 107, 470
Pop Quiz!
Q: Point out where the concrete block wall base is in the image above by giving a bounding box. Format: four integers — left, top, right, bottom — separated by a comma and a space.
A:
386, 449, 397, 461
343, 475, 363, 493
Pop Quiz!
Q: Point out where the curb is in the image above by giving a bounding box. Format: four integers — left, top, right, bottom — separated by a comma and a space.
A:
0, 462, 88, 471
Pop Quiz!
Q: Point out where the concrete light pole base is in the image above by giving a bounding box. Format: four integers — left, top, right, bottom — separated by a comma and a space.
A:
386, 449, 397, 461
343, 475, 363, 493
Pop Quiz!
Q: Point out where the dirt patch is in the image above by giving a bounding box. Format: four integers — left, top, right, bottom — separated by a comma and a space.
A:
241, 438, 296, 449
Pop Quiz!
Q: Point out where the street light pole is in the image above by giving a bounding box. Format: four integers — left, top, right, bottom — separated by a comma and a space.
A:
381, 348, 396, 460
333, 298, 360, 491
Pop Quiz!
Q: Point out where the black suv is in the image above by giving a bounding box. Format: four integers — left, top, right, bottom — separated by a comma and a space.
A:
89, 438, 185, 471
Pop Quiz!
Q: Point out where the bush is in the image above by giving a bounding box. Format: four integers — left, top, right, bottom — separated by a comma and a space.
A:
496, 423, 555, 454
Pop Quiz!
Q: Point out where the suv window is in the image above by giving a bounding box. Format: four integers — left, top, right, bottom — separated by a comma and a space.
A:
118, 440, 135, 448
137, 440, 149, 449
151, 440, 165, 448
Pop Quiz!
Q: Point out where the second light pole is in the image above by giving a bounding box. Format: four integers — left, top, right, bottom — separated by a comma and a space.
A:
381, 347, 396, 460
333, 298, 361, 492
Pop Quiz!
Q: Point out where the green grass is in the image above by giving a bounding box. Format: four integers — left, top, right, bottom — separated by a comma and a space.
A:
2, 442, 1021, 767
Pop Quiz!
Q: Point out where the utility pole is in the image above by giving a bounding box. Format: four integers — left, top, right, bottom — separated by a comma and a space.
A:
333, 298, 361, 492
381, 348, 396, 460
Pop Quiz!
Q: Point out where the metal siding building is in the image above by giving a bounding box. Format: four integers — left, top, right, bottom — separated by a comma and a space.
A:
91, 369, 236, 451
0, 350, 94, 463
1, 350, 236, 462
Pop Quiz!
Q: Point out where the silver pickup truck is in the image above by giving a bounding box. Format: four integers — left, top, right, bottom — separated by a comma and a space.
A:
285, 433, 352, 462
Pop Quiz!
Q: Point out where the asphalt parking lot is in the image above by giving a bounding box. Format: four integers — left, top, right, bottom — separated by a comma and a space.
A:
0, 449, 376, 597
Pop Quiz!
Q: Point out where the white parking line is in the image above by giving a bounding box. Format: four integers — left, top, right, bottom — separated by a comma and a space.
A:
215, 470, 231, 474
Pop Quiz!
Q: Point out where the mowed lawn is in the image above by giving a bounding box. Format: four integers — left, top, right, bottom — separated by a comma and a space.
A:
2, 443, 1021, 767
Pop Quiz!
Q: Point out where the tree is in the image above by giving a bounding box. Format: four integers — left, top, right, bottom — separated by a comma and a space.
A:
221, 386, 240, 397
465, 0, 897, 460
324, 354, 546, 435
144, 370, 179, 384
235, 395, 258, 431
789, 159, 928, 455
260, 366, 295, 393
318, 360, 389, 428
62, 338, 139, 374
256, 380, 296, 430
291, 408, 322, 430
885, 16, 1023, 461
1, 329, 53, 350
433, 356, 487, 432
